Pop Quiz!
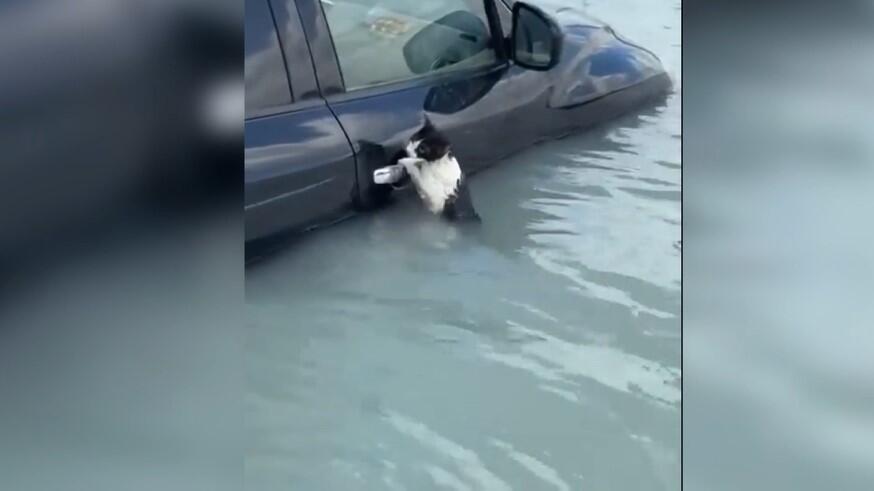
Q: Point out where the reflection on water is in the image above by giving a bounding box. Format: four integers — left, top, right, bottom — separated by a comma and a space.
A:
246, 1, 679, 489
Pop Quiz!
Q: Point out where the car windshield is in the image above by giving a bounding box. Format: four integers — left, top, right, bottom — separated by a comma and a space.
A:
320, 0, 498, 89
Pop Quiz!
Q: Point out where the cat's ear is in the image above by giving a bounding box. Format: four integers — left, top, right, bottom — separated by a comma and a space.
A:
422, 115, 435, 131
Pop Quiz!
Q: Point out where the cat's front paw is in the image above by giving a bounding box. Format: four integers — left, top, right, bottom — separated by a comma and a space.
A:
397, 157, 422, 170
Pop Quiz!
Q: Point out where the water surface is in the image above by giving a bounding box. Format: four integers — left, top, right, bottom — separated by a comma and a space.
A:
246, 1, 680, 489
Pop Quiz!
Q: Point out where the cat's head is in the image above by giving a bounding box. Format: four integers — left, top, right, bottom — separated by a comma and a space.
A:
406, 116, 451, 162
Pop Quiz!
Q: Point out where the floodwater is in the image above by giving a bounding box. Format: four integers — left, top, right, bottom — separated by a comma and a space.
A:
245, 1, 680, 489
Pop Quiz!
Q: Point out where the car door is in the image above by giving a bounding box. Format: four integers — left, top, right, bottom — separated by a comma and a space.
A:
300, 0, 560, 205
245, 0, 357, 243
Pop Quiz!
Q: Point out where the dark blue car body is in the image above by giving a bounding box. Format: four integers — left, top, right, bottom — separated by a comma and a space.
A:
245, 0, 671, 244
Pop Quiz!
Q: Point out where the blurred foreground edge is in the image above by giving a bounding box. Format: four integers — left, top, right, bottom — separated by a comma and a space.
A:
0, 2, 243, 491
685, 1, 874, 490
0, 0, 242, 285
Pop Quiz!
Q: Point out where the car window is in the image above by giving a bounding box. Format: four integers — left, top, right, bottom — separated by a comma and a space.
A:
246, 0, 292, 117
319, 0, 499, 90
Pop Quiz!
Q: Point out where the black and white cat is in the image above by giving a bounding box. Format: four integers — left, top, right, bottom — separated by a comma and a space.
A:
397, 118, 480, 221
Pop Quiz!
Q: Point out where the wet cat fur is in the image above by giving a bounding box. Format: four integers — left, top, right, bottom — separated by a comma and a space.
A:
398, 118, 480, 222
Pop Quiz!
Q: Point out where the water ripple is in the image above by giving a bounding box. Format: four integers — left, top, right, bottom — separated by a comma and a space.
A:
383, 410, 512, 491
490, 439, 572, 491
482, 321, 680, 406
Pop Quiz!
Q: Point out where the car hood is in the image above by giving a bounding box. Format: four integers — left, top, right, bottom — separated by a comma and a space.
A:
522, 1, 610, 28
542, 5, 671, 109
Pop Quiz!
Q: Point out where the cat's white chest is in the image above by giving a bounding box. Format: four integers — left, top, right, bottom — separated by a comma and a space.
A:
416, 156, 461, 213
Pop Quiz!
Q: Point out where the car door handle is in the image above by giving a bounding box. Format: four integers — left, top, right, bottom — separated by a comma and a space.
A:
373, 164, 406, 185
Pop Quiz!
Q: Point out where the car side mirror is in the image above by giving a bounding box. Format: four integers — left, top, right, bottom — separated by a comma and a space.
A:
510, 2, 563, 71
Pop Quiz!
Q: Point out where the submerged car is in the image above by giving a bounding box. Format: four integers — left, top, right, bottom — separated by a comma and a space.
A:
245, 0, 671, 245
